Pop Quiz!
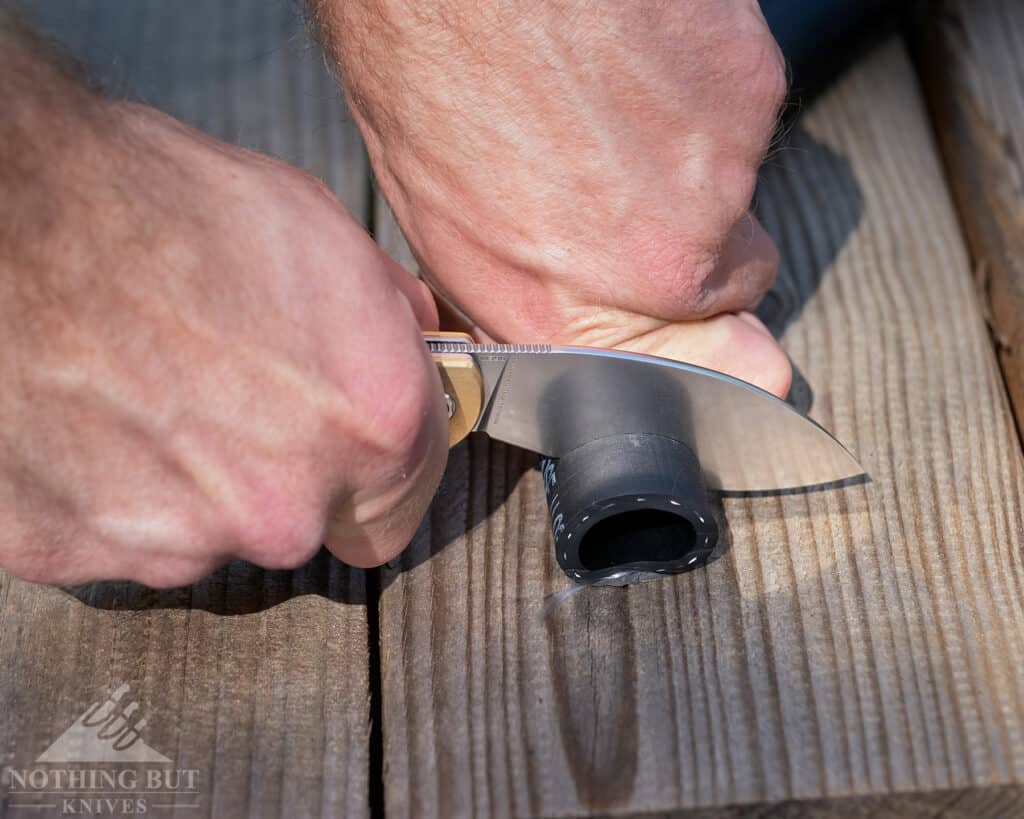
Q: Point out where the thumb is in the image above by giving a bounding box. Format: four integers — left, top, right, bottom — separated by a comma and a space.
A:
380, 256, 441, 332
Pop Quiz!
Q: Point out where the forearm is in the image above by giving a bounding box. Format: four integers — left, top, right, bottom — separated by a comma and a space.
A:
0, 12, 118, 278
0, 13, 136, 373
0, 10, 106, 149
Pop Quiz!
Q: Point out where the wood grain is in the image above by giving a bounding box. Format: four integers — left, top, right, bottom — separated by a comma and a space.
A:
910, 0, 1024, 441
0, 560, 369, 818
616, 784, 1024, 818
376, 38, 1024, 817
0, 3, 372, 817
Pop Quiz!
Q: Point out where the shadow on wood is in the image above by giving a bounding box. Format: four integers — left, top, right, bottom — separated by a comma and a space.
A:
63, 549, 366, 612
756, 126, 864, 342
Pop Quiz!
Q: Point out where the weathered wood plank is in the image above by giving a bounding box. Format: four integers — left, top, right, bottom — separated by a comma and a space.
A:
376, 37, 1024, 817
0, 3, 372, 817
20, 0, 370, 223
910, 0, 1024, 441
616, 783, 1024, 818
0, 560, 369, 818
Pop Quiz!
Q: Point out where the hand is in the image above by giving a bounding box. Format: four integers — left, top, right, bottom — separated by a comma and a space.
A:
319, 0, 792, 396
0, 46, 448, 586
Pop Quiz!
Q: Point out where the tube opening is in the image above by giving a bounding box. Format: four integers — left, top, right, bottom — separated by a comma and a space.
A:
578, 509, 696, 572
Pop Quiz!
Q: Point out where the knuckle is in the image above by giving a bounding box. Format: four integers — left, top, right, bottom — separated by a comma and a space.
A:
325, 493, 427, 570
769, 55, 788, 113
647, 249, 719, 319
729, 26, 787, 101
612, 237, 721, 321
748, 43, 788, 150
233, 500, 325, 570
721, 160, 763, 223
368, 355, 444, 471
128, 558, 220, 589
350, 532, 413, 570
4, 551, 57, 585
731, 215, 781, 297
718, 32, 788, 160
280, 165, 346, 213
756, 41, 788, 113
296, 170, 337, 202
2, 526, 79, 585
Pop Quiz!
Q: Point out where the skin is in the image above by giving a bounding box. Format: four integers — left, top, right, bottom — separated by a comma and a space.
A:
1, 1, 789, 586
316, 0, 793, 395
0, 28, 446, 585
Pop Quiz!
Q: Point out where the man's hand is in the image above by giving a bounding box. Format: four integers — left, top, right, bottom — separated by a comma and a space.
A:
317, 0, 792, 397
0, 29, 448, 586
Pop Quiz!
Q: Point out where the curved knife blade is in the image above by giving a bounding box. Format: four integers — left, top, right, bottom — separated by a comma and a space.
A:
429, 340, 863, 492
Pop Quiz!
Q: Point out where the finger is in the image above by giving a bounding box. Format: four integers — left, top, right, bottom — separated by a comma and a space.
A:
427, 281, 498, 341
610, 311, 793, 398
322, 363, 449, 567
323, 439, 446, 568
122, 554, 226, 589
696, 212, 779, 318
63, 540, 223, 588
381, 258, 441, 331
734, 309, 776, 339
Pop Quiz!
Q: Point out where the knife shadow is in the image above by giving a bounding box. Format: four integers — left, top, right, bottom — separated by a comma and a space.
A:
695, 470, 870, 573
717, 472, 872, 500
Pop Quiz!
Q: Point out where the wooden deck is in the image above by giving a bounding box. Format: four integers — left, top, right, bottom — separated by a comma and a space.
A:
3, 1, 1024, 817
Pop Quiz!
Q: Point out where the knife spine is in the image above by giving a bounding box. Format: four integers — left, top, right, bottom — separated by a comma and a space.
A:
426, 341, 553, 355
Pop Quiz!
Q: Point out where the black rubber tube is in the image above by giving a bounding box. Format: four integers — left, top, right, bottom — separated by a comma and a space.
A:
541, 433, 718, 586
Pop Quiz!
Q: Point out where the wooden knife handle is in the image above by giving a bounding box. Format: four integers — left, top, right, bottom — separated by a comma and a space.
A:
425, 332, 484, 448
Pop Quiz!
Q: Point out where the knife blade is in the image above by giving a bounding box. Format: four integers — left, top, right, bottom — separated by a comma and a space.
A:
426, 332, 863, 493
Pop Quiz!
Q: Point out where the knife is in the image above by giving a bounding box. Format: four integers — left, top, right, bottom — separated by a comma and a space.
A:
426, 331, 864, 585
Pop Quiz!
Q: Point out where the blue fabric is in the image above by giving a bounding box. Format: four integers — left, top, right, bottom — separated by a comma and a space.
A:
759, 0, 904, 97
